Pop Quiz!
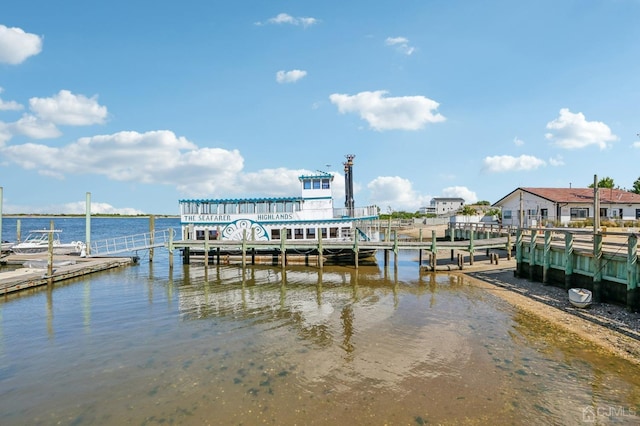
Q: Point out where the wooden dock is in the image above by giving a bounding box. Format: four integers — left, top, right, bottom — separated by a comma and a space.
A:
0, 254, 138, 295
169, 225, 514, 269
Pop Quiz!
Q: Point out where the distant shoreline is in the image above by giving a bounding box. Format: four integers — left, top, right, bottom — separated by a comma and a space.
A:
1, 214, 179, 219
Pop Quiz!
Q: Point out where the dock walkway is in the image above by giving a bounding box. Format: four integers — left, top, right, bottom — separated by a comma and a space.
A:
0, 254, 137, 295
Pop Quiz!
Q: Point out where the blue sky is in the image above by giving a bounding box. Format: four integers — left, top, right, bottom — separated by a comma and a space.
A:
1, 0, 639, 215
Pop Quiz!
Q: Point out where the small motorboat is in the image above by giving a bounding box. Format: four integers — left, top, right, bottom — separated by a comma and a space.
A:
568, 288, 592, 308
10, 230, 85, 255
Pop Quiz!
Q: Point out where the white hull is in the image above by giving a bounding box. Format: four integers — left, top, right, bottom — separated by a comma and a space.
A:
568, 288, 592, 308
10, 230, 85, 255
12, 244, 82, 255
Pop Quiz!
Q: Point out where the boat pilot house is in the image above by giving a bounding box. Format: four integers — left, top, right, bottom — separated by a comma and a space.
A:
178, 171, 380, 245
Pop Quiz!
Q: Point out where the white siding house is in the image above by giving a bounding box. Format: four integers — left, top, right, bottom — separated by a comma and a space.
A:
493, 187, 640, 228
431, 197, 465, 215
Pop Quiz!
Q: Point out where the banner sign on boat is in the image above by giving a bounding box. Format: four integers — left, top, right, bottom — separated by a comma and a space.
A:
182, 213, 296, 223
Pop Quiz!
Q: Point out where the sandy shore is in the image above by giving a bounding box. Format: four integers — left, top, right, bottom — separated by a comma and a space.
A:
399, 224, 640, 366
462, 268, 640, 366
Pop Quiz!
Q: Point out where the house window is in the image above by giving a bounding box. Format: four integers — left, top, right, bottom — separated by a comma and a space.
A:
570, 208, 588, 220
503, 210, 512, 219
540, 209, 548, 219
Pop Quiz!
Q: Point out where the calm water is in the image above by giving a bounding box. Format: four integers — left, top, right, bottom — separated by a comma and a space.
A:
1, 218, 639, 425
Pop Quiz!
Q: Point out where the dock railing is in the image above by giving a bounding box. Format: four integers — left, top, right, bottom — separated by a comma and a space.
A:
89, 228, 176, 256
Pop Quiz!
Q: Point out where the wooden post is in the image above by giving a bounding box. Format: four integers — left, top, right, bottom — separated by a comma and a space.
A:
85, 192, 91, 255
543, 230, 551, 284
393, 230, 398, 267
506, 232, 512, 261
515, 229, 523, 277
593, 233, 603, 303
469, 229, 475, 265
564, 232, 573, 289
241, 229, 247, 267
251, 228, 256, 265
627, 234, 638, 311
149, 215, 155, 262
318, 231, 324, 268
354, 230, 359, 269
168, 226, 174, 270
529, 229, 538, 281
280, 227, 287, 267
204, 227, 209, 266
47, 220, 54, 283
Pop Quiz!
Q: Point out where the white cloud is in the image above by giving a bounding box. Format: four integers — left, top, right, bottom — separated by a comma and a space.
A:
257, 13, 319, 28
385, 36, 415, 55
0, 25, 43, 64
276, 69, 307, 83
12, 114, 62, 139
0, 130, 245, 196
0, 87, 23, 111
329, 90, 445, 131
633, 141, 640, 149
441, 186, 478, 204
548, 155, 564, 166
367, 176, 431, 211
29, 90, 108, 125
513, 137, 524, 146
2, 201, 143, 215
483, 154, 546, 172
545, 108, 617, 150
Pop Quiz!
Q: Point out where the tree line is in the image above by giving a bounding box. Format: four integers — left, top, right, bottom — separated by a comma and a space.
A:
589, 176, 640, 193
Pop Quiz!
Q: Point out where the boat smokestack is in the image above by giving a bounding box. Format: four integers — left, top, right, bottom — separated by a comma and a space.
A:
344, 154, 355, 216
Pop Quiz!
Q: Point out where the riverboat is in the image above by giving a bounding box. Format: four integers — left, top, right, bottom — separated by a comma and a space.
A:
178, 156, 380, 262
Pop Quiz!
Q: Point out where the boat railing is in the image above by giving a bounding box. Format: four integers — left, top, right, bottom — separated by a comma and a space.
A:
333, 206, 378, 219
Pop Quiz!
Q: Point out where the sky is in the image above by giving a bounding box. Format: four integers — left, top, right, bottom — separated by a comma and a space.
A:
1, 0, 639, 215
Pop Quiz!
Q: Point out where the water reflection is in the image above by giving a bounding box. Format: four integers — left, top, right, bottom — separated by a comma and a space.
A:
0, 259, 639, 424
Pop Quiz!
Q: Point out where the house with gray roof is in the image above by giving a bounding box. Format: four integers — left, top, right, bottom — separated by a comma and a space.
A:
492, 187, 640, 227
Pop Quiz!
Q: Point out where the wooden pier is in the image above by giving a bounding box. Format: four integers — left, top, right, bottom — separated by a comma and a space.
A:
168, 223, 514, 270
0, 254, 138, 295
513, 227, 640, 311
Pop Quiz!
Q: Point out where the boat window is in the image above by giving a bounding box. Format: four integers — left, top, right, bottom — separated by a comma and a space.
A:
257, 202, 268, 213
341, 227, 351, 238
320, 228, 327, 238
271, 229, 280, 240
313, 179, 321, 189
322, 179, 330, 189
329, 227, 338, 238
285, 202, 293, 212
209, 203, 219, 215
306, 228, 316, 239
224, 203, 237, 214
303, 180, 311, 189
275, 202, 285, 213
286, 229, 292, 239
294, 228, 304, 239
240, 202, 255, 214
